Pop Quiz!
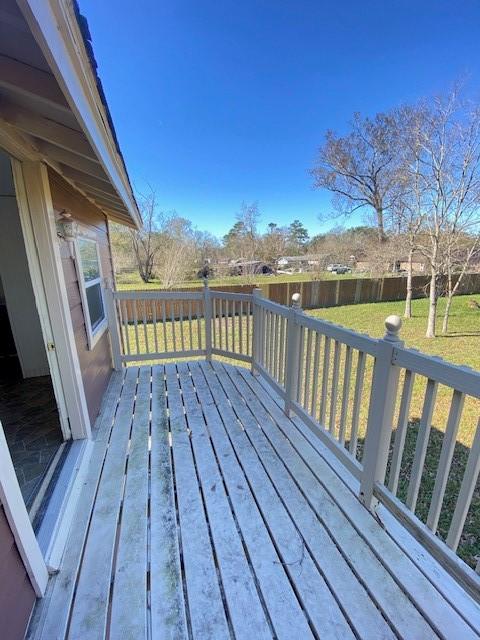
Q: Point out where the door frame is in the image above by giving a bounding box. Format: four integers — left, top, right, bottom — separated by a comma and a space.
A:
11, 159, 91, 440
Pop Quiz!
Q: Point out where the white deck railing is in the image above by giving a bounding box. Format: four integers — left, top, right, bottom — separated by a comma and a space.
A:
106, 281, 480, 595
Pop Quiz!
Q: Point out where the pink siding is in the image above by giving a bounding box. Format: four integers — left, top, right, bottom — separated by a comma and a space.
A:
0, 504, 36, 640
48, 169, 115, 423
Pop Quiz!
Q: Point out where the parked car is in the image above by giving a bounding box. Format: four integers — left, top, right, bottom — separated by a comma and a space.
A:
333, 265, 352, 274
327, 264, 351, 274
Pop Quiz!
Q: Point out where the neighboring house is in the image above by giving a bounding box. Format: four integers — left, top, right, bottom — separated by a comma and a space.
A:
229, 259, 273, 275
394, 252, 428, 273
277, 254, 322, 272
0, 1, 140, 637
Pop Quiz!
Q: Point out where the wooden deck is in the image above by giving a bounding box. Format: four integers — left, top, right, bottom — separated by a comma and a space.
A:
29, 361, 480, 640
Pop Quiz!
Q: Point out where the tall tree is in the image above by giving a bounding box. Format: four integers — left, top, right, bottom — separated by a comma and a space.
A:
129, 187, 160, 283
406, 91, 480, 337
288, 219, 309, 252
311, 111, 405, 240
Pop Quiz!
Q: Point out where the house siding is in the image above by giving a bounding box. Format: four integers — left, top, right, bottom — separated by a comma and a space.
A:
48, 169, 114, 424
0, 503, 36, 640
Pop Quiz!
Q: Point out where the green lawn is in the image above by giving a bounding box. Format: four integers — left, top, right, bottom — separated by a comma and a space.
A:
116, 269, 370, 290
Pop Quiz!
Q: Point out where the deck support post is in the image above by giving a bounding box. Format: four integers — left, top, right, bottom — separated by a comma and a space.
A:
284, 293, 302, 417
251, 287, 262, 374
360, 315, 403, 510
105, 285, 123, 371
203, 278, 213, 361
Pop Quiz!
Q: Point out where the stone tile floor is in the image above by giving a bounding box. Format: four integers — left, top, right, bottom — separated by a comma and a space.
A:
0, 375, 63, 510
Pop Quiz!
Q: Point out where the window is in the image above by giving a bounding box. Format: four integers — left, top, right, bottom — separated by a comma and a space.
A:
75, 237, 107, 348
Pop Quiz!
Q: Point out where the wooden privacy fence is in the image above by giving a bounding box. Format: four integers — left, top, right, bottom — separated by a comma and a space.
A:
105, 282, 480, 597
118, 272, 480, 318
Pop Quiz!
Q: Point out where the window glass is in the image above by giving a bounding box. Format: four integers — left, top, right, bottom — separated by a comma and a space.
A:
78, 238, 100, 282
85, 281, 105, 331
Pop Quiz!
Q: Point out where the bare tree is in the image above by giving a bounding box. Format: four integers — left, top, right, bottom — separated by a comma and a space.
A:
235, 201, 261, 260
442, 235, 480, 333
129, 188, 160, 283
408, 91, 480, 337
156, 215, 195, 288
311, 111, 405, 240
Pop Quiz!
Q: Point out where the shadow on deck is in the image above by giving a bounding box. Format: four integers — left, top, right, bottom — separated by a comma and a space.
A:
28, 362, 480, 640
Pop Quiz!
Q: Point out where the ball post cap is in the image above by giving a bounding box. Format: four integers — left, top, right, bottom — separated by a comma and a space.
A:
385, 314, 402, 335
291, 292, 301, 305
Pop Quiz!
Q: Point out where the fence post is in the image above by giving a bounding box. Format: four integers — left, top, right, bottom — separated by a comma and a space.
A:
284, 293, 302, 417
360, 315, 404, 510
105, 286, 122, 371
203, 278, 213, 361
251, 287, 262, 374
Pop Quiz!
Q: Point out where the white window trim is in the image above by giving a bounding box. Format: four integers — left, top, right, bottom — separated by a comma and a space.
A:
73, 235, 108, 350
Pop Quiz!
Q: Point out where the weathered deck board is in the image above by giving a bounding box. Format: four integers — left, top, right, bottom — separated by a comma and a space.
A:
110, 367, 151, 638
68, 367, 138, 640
150, 365, 188, 639
236, 364, 478, 639
256, 369, 480, 637
177, 362, 274, 640
207, 362, 397, 640
164, 364, 230, 639
28, 362, 480, 640
27, 371, 124, 640
194, 362, 359, 639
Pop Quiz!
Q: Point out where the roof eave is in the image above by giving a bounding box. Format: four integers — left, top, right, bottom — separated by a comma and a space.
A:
16, 0, 142, 229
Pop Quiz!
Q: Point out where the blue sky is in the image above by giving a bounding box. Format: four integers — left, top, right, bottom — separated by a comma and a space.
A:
82, 0, 480, 238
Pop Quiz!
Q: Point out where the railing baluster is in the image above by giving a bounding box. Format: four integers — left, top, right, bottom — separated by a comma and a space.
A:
319, 336, 331, 426
170, 299, 176, 352
152, 299, 158, 354
133, 300, 140, 355
406, 378, 439, 512
303, 328, 312, 409
142, 299, 149, 354
188, 300, 193, 351
162, 300, 167, 352
349, 350, 365, 457
446, 417, 480, 551
231, 298, 235, 352
197, 300, 202, 350
179, 301, 185, 352
218, 297, 223, 350
279, 315, 286, 387
329, 340, 341, 434
388, 369, 415, 494
427, 389, 465, 533
239, 300, 243, 355
338, 345, 352, 444
310, 331, 320, 417
246, 300, 251, 356
268, 311, 275, 375
296, 325, 305, 403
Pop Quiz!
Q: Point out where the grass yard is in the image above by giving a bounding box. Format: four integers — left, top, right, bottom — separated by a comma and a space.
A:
307, 293, 480, 568
115, 269, 367, 290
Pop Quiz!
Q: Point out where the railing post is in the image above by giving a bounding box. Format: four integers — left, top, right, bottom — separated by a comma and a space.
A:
284, 293, 302, 417
203, 278, 213, 361
251, 287, 262, 374
105, 285, 123, 371
360, 315, 403, 510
